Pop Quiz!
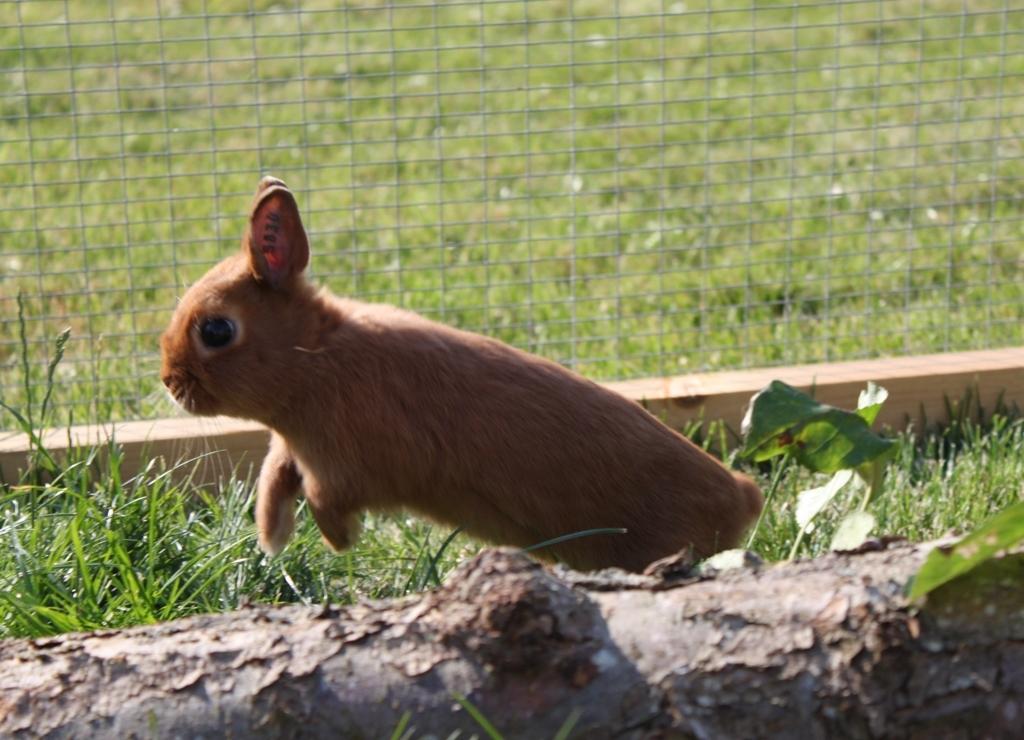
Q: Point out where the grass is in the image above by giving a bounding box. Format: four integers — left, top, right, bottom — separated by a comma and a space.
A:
0, 463, 478, 637
2, 0, 1023, 423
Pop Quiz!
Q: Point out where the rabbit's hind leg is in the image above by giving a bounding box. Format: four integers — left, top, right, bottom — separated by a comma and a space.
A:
305, 491, 363, 552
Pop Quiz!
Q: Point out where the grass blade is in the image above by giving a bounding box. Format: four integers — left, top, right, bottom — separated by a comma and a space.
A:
389, 711, 412, 740
423, 526, 463, 587
523, 527, 627, 554
552, 708, 582, 740
452, 692, 504, 740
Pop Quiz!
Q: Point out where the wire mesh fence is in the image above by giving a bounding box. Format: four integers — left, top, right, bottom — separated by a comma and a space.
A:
2, 0, 1022, 427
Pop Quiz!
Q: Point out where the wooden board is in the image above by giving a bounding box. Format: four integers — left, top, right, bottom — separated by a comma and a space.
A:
3, 347, 1023, 484
606, 346, 1024, 438
0, 416, 268, 487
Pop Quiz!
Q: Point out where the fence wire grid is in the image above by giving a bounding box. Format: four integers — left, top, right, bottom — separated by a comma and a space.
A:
1, 0, 1022, 426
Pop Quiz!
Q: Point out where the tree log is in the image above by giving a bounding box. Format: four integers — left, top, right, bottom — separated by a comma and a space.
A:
1, 540, 1021, 739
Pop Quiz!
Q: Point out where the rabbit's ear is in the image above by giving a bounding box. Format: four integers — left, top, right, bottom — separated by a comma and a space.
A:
246, 176, 310, 288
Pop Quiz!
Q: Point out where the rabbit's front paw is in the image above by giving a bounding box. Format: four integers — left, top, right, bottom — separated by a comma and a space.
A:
255, 435, 303, 556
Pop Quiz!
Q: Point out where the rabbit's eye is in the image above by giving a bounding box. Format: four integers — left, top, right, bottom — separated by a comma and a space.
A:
199, 317, 236, 348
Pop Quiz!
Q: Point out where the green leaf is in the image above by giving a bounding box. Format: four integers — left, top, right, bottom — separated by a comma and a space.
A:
740, 381, 829, 460
795, 470, 855, 530
740, 381, 897, 473
790, 410, 898, 473
856, 381, 888, 426
909, 500, 1024, 599
830, 511, 876, 551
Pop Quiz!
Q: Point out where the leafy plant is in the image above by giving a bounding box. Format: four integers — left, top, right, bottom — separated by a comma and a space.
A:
909, 500, 1024, 599
741, 380, 899, 557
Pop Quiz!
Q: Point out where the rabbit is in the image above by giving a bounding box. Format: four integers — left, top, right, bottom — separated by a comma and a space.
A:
160, 176, 764, 573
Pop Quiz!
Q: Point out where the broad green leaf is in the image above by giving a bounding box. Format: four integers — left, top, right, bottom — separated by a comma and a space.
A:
740, 381, 897, 473
856, 382, 888, 426
831, 511, 876, 551
796, 470, 855, 530
909, 500, 1024, 599
740, 381, 830, 460
790, 410, 898, 474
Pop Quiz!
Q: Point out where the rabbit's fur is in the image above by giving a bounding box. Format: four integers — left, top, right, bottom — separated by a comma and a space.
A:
161, 176, 763, 572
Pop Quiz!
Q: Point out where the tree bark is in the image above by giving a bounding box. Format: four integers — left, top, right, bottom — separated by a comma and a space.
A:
1, 540, 1021, 739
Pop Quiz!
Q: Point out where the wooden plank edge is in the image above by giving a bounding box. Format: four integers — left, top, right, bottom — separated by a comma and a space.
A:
1, 417, 268, 487
3, 347, 1022, 484
606, 347, 1024, 437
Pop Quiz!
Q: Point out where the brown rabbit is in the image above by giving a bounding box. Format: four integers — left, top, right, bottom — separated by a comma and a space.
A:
161, 176, 763, 572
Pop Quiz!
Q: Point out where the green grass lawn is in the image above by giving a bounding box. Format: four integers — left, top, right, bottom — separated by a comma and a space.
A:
2, 0, 1023, 423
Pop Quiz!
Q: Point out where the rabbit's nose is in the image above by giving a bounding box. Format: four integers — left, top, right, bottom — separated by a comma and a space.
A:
161, 374, 173, 388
